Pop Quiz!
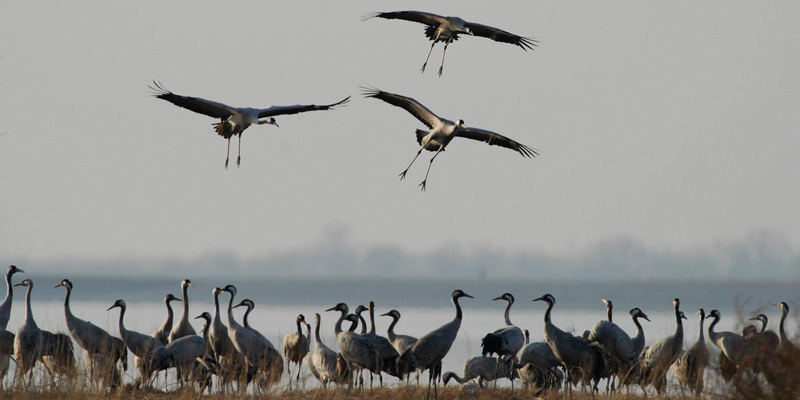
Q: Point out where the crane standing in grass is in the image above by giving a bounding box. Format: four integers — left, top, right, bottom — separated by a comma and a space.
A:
282, 314, 311, 389
13, 279, 41, 388
152, 294, 181, 346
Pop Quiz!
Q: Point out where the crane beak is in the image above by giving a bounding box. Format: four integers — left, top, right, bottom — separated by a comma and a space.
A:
106, 305, 117, 311
194, 314, 204, 320
54, 282, 63, 288
492, 296, 504, 301
379, 312, 392, 317
462, 293, 474, 299
233, 302, 245, 309
325, 306, 337, 312
13, 282, 25, 287
532, 296, 544, 302
173, 297, 183, 302
17, 268, 25, 273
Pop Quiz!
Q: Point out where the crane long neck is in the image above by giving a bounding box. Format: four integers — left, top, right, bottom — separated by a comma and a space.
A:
503, 300, 513, 326
24, 283, 33, 323
2, 269, 11, 309
181, 284, 190, 321
543, 301, 553, 324
674, 305, 683, 334
607, 304, 613, 323
697, 314, 705, 342
63, 285, 74, 319
387, 315, 398, 340
369, 306, 376, 335
453, 296, 463, 320
707, 315, 720, 341
118, 305, 128, 335
334, 310, 346, 335
759, 318, 766, 333
358, 313, 367, 335
779, 307, 789, 343
243, 305, 253, 328
166, 299, 174, 326
213, 292, 221, 323
296, 319, 303, 335
226, 292, 236, 327
314, 317, 322, 345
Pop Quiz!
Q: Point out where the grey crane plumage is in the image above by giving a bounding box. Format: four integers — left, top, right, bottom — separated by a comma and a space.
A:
354, 305, 368, 335
148, 313, 209, 384
107, 299, 164, 381
516, 341, 563, 392
364, 301, 401, 382
749, 313, 779, 374
0, 265, 24, 330
363, 11, 536, 76
304, 313, 341, 387
55, 279, 128, 380
640, 299, 686, 395
152, 293, 181, 346
381, 309, 418, 355
397, 289, 473, 400
629, 307, 650, 358
533, 293, 608, 393
149, 81, 350, 168
588, 299, 638, 392
168, 279, 196, 343
673, 308, 710, 396
39, 330, 77, 380
221, 285, 273, 384
208, 287, 244, 390
236, 298, 283, 389
362, 87, 537, 191
443, 355, 515, 389
774, 302, 798, 355
282, 314, 311, 388
13, 279, 42, 386
326, 302, 382, 389
481, 293, 524, 390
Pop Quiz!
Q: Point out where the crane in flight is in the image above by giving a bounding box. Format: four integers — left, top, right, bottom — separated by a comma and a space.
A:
362, 87, 537, 191
148, 81, 350, 168
363, 11, 537, 76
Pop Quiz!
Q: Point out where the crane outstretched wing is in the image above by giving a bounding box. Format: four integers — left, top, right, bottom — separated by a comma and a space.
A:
463, 22, 538, 50
361, 87, 441, 129
362, 10, 447, 27
148, 81, 237, 120
258, 96, 350, 118
456, 127, 538, 158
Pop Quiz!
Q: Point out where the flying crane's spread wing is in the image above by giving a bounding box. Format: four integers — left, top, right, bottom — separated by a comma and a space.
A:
361, 87, 441, 129
362, 11, 447, 27
148, 81, 237, 120
456, 127, 538, 158
257, 97, 350, 119
463, 21, 538, 50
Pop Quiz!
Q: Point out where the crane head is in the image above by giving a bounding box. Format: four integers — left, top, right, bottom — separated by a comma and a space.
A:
673, 298, 680, 308
706, 309, 721, 320
164, 293, 181, 303
772, 301, 789, 312
181, 279, 194, 289
678, 311, 687, 320
456, 119, 465, 128
380, 309, 400, 318
602, 299, 612, 308
14, 278, 32, 288
107, 299, 126, 311
493, 293, 514, 303
233, 299, 248, 309
325, 302, 348, 314
630, 307, 650, 322
354, 305, 368, 315
243, 299, 255, 310
533, 293, 555, 305
451, 289, 473, 300
195, 312, 212, 323
297, 314, 306, 324
55, 279, 72, 290
7, 265, 24, 275
221, 284, 237, 297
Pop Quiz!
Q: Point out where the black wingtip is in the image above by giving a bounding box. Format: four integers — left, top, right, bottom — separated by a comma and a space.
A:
329, 96, 351, 109
146, 80, 171, 97
518, 37, 539, 51
360, 12, 382, 22
358, 84, 383, 99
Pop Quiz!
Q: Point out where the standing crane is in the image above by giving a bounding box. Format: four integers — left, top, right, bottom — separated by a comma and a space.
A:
588, 298, 637, 393
481, 293, 524, 389
209, 287, 244, 392
381, 309, 417, 354
0, 265, 23, 386
168, 279, 196, 343
221, 285, 273, 390
149, 81, 350, 168
363, 11, 536, 76
640, 299, 686, 395
397, 289, 473, 400
362, 87, 537, 190
235, 298, 283, 390
326, 302, 382, 389
152, 293, 181, 346
443, 355, 516, 389
107, 299, 164, 383
13, 279, 41, 388
773, 302, 798, 356
55, 279, 128, 386
282, 314, 311, 389
305, 313, 340, 388
363, 301, 401, 384
673, 308, 710, 396
532, 294, 607, 393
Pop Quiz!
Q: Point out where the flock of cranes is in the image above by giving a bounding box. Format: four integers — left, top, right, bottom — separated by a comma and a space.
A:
1, 265, 798, 397
147, 9, 539, 190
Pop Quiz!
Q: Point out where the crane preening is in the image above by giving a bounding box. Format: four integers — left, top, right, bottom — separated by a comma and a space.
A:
148, 81, 350, 168
362, 11, 537, 76
362, 87, 537, 191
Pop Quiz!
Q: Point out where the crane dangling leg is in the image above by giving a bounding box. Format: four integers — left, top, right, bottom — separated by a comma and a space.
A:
438, 42, 450, 77
418, 146, 444, 191
236, 134, 242, 167
225, 138, 231, 169
421, 41, 436, 73
399, 147, 424, 180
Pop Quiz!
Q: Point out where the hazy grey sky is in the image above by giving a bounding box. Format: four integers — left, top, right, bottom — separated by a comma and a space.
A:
1, 1, 798, 262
